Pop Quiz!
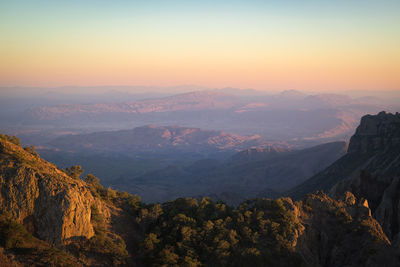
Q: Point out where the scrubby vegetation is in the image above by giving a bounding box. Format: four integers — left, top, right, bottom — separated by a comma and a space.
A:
0, 213, 34, 249
64, 165, 84, 180
65, 204, 129, 266
133, 197, 304, 267
0, 134, 21, 147
0, 134, 398, 266
0, 212, 81, 267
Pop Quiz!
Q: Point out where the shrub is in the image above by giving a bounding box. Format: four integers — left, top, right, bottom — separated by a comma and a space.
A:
106, 187, 118, 200
90, 205, 106, 234
0, 134, 21, 146
37, 247, 77, 267
23, 145, 38, 156
64, 165, 83, 180
87, 235, 129, 265
85, 174, 106, 197
0, 213, 34, 249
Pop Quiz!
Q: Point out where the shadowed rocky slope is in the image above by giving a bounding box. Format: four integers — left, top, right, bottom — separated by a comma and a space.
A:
116, 141, 346, 203
289, 111, 400, 244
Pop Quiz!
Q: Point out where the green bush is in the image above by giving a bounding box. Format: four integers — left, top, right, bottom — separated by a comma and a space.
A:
64, 165, 83, 180
87, 234, 129, 265
137, 197, 304, 267
90, 205, 106, 234
23, 145, 38, 156
85, 174, 106, 197
0, 213, 34, 249
0, 134, 21, 146
36, 247, 77, 267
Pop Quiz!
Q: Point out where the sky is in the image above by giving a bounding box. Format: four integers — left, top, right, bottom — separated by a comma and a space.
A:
0, 0, 399, 92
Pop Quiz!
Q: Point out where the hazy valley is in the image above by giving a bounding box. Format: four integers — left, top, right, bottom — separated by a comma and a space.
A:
1, 88, 399, 205
3, 88, 397, 145
0, 111, 399, 266
2, 0, 400, 265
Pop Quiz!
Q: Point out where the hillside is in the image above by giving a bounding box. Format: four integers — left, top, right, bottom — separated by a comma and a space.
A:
46, 125, 275, 156
0, 134, 132, 265
113, 141, 346, 203
0, 135, 96, 245
288, 111, 400, 243
1, 133, 399, 266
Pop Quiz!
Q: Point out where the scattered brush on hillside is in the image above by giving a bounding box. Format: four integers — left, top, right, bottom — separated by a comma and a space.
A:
0, 133, 399, 267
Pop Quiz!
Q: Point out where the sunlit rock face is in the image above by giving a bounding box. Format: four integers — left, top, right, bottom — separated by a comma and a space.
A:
0, 138, 96, 245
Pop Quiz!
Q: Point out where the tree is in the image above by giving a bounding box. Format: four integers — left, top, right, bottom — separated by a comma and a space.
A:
0, 134, 21, 146
65, 165, 83, 180
143, 233, 159, 251
23, 145, 38, 156
85, 174, 99, 184
127, 195, 141, 212
106, 187, 117, 200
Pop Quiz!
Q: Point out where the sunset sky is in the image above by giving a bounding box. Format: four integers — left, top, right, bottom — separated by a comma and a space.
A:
1, 0, 399, 92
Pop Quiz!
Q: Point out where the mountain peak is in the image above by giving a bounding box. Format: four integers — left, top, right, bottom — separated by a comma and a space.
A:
279, 90, 306, 98
348, 111, 400, 153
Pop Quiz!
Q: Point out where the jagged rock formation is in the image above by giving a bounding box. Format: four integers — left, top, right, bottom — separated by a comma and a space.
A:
347, 111, 400, 153
330, 112, 400, 241
0, 137, 98, 245
294, 191, 399, 267
289, 111, 400, 243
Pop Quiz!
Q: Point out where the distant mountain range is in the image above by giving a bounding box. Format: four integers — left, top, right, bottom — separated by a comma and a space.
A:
20, 90, 390, 143
1, 112, 400, 266
46, 125, 283, 156
25, 91, 240, 120
23, 90, 385, 121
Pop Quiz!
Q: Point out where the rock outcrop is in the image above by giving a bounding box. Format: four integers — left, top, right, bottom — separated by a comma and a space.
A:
289, 111, 400, 243
0, 137, 97, 245
330, 112, 400, 240
347, 111, 400, 153
295, 192, 399, 267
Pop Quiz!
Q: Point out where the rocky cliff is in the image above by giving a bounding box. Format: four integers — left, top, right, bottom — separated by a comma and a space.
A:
289, 111, 400, 244
0, 136, 98, 245
331, 112, 400, 242
294, 191, 399, 267
347, 111, 400, 153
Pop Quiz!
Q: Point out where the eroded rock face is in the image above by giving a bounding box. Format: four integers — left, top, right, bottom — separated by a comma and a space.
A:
291, 112, 400, 243
347, 111, 400, 153
329, 112, 400, 241
295, 192, 398, 267
0, 139, 95, 245
374, 176, 400, 241
345, 112, 400, 242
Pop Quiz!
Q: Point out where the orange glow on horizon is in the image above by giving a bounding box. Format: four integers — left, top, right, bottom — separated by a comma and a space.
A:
1, 1, 399, 91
